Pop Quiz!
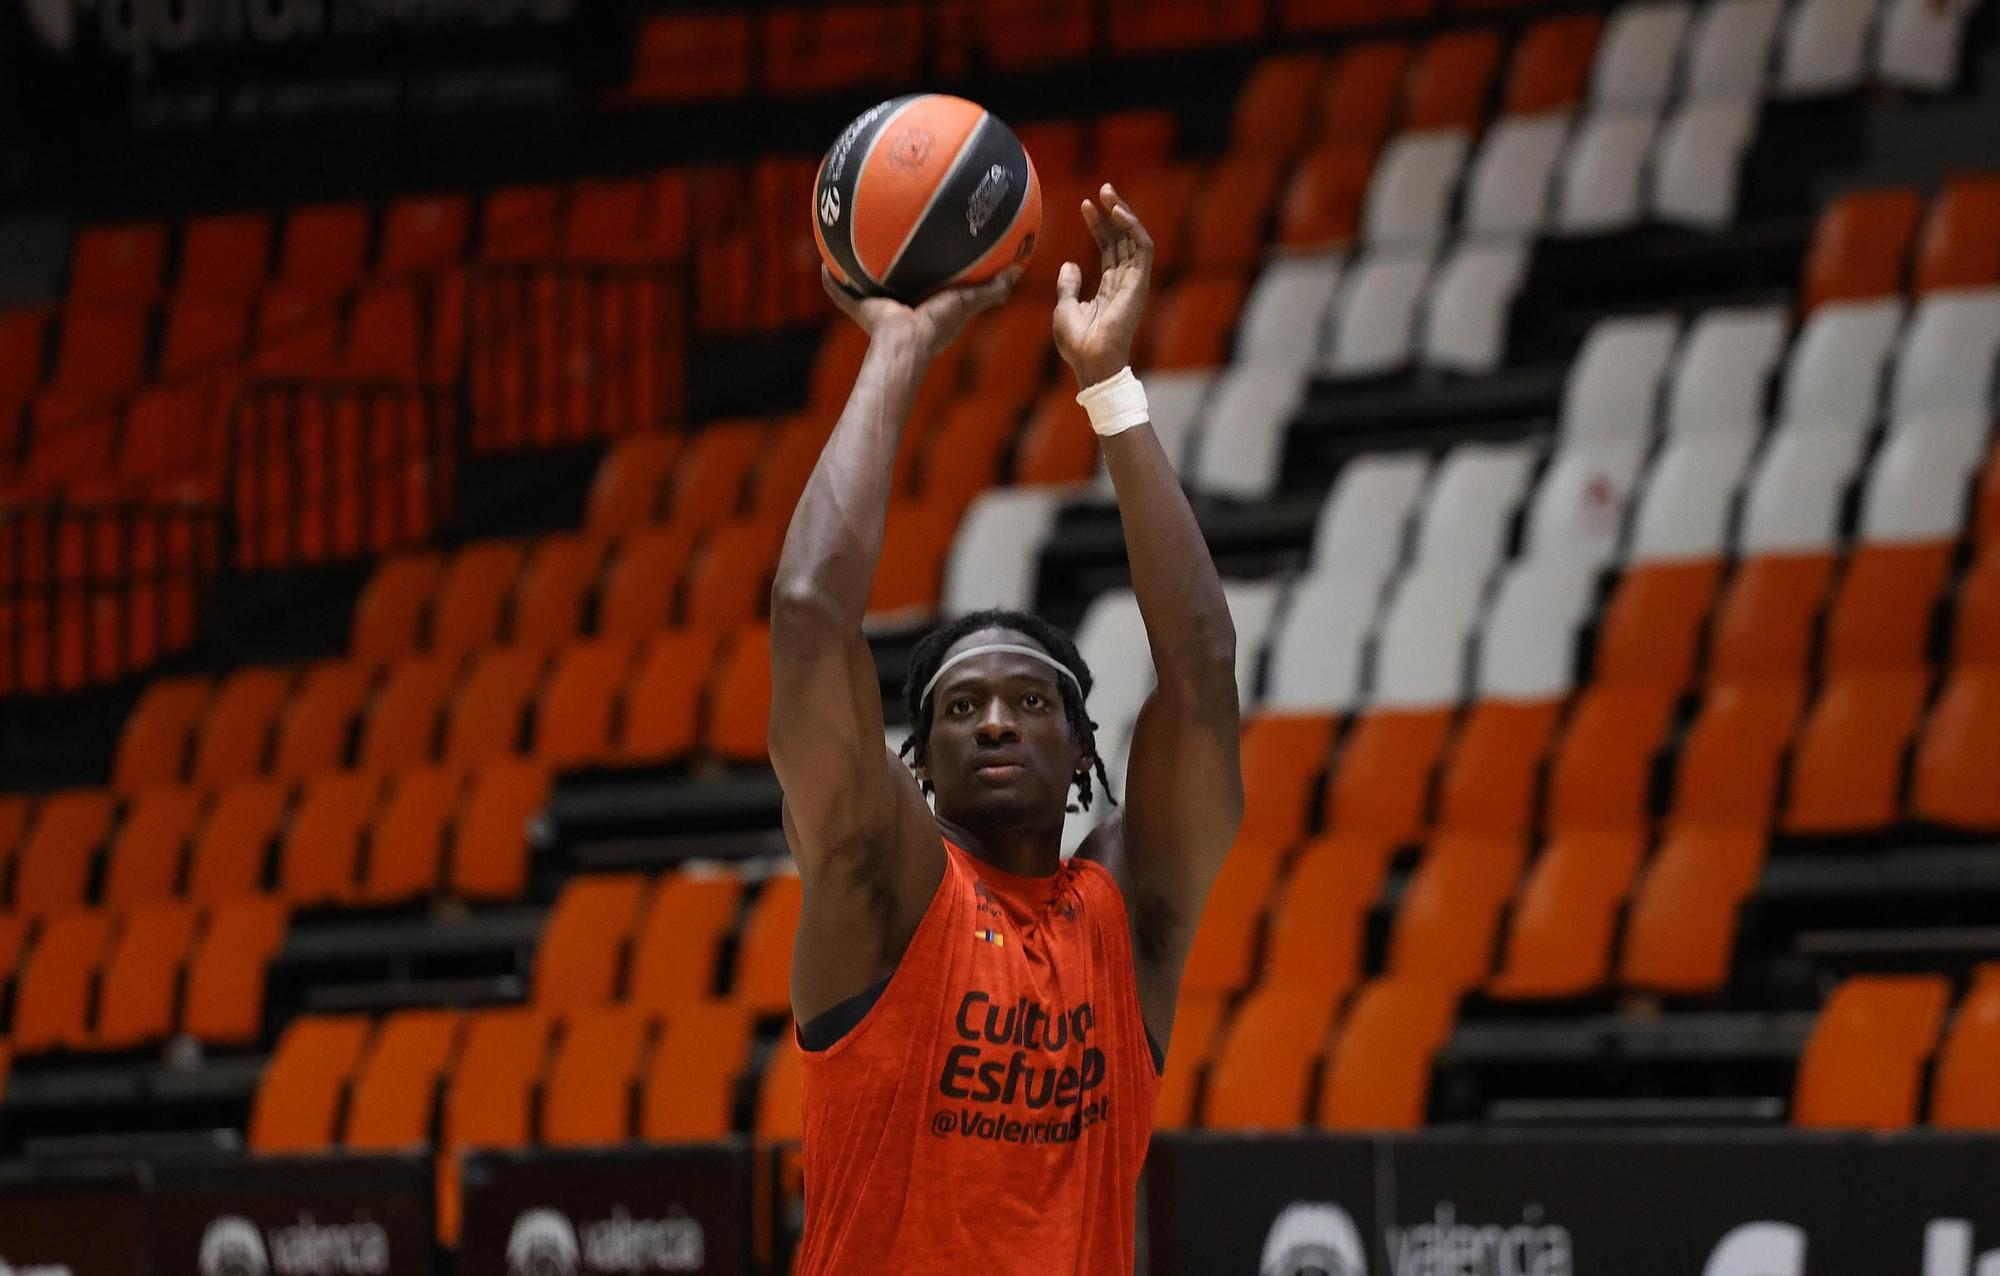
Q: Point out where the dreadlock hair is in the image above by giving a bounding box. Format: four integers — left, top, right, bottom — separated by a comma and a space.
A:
898, 608, 1118, 814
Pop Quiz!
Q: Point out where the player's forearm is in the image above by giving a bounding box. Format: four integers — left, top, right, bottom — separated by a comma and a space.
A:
771, 331, 929, 627
1099, 423, 1237, 698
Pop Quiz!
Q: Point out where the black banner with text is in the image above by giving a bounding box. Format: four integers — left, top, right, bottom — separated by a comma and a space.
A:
148, 1154, 435, 1276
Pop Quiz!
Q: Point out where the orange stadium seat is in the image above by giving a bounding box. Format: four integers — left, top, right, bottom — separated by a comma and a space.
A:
535, 635, 641, 769
48, 305, 147, 398
511, 535, 608, 654
252, 287, 342, 378
1434, 699, 1563, 839
967, 0, 1094, 73
92, 898, 200, 1050
441, 647, 544, 770
480, 184, 563, 264
1932, 967, 2000, 1127
1912, 665, 2000, 829
250, 1015, 374, 1152
532, 873, 650, 1010
450, 756, 548, 901
1706, 555, 1837, 684
598, 525, 701, 640
1325, 708, 1455, 844
362, 766, 462, 905
869, 502, 962, 621
352, 554, 446, 668
750, 414, 835, 519
103, 784, 202, 907
272, 660, 374, 782
733, 873, 804, 1015
1029, 177, 1097, 287
1180, 839, 1286, 997
1107, 0, 1262, 53
344, 1008, 464, 1149
1318, 978, 1456, 1130
1388, 833, 1530, 989
1784, 669, 1931, 833
1237, 713, 1338, 845
628, 11, 754, 102
808, 323, 870, 412
1544, 683, 1679, 832
22, 392, 117, 494
342, 282, 427, 382
706, 625, 775, 765
70, 222, 166, 306
587, 434, 682, 535
1154, 992, 1228, 1129
1618, 825, 1766, 994
114, 676, 211, 792
642, 1000, 754, 1141
1093, 109, 1179, 175
1403, 29, 1502, 131
11, 909, 113, 1053
1278, 146, 1374, 251
682, 519, 786, 629
10, 789, 114, 916
1914, 174, 2000, 294
630, 871, 746, 1010
1231, 55, 1328, 160
1014, 384, 1097, 486
160, 296, 249, 375
1188, 156, 1289, 271
1147, 272, 1252, 370
560, 178, 647, 263
1802, 188, 1923, 312
764, 3, 923, 95
619, 628, 726, 764
0, 306, 48, 416
1595, 560, 1726, 690
915, 399, 1019, 514
1794, 975, 1952, 1129
378, 193, 468, 275
1261, 835, 1389, 1011
280, 771, 382, 906
664, 419, 767, 535
1488, 828, 1650, 999
1824, 542, 1952, 672
190, 666, 295, 789
544, 1004, 653, 1146
1505, 13, 1604, 114
278, 203, 372, 299
968, 303, 1054, 418
430, 541, 526, 661
187, 780, 289, 904
1112, 167, 1201, 273
0, 794, 32, 875
177, 211, 271, 302
1319, 41, 1411, 150
1673, 680, 1806, 828
1203, 985, 1338, 1130
1011, 120, 1086, 182
354, 654, 458, 776
754, 1031, 807, 1141
1954, 549, 2000, 662
439, 1007, 555, 1239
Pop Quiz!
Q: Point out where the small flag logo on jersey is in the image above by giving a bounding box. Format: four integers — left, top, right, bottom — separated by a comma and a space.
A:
974, 928, 1005, 947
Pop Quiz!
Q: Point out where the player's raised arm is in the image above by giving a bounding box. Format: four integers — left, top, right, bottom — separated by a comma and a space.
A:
1053, 185, 1245, 1012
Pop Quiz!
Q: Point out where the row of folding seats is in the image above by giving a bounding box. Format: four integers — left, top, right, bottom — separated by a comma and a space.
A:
1794, 970, 2000, 1130
0, 759, 543, 917
1804, 175, 2000, 312
0, 893, 284, 1056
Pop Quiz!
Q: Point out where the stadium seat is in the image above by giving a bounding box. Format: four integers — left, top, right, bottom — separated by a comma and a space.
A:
479, 184, 562, 263
1666, 306, 1789, 439
354, 654, 458, 775
1594, 561, 1725, 690
278, 203, 372, 299
438, 1006, 555, 1238
1435, 699, 1564, 837
1802, 189, 1923, 312
46, 306, 146, 400
11, 789, 114, 916
586, 434, 682, 535
973, 2, 1095, 73
11, 910, 113, 1053
177, 211, 271, 302
1652, 98, 1759, 229
1317, 41, 1411, 150
252, 288, 342, 377
344, 1008, 464, 1149
70, 222, 166, 306
1464, 115, 1571, 237
1278, 147, 1374, 252
1591, 1, 1694, 108
160, 296, 250, 375
755, 1030, 807, 1141
1931, 968, 2000, 1127
362, 766, 461, 905
190, 667, 294, 790
351, 554, 445, 668
1155, 993, 1229, 1129
509, 535, 607, 655
450, 757, 548, 901
1189, 366, 1310, 499
544, 1004, 653, 1145
1229, 54, 1326, 160
1784, 668, 1931, 833
1237, 257, 1341, 370
734, 873, 804, 1015
1187, 156, 1288, 273
250, 1015, 373, 1151
93, 898, 199, 1050
1326, 248, 1435, 376
114, 676, 212, 792
1370, 562, 1487, 702
1675, 678, 1807, 828
618, 628, 726, 764
1916, 176, 2000, 294
1318, 978, 1456, 1130
430, 541, 526, 662
868, 502, 963, 622
1203, 986, 1340, 1130
1013, 383, 1098, 485
1685, 0, 1785, 97
1422, 240, 1531, 374
1261, 835, 1387, 1002
642, 1000, 754, 1141
1793, 975, 1952, 1129
1403, 30, 1501, 131
1235, 714, 1338, 846
665, 420, 767, 536
272, 660, 373, 782
1619, 824, 1767, 993
378, 193, 468, 275
188, 780, 289, 904
280, 771, 381, 906
1506, 13, 1603, 113
1554, 108, 1659, 234
1708, 556, 1837, 684
534, 636, 638, 769
1416, 443, 1538, 567
683, 519, 787, 630
1488, 828, 1649, 999
1875, 0, 1977, 89
629, 871, 744, 1011
342, 282, 428, 382
1891, 289, 2000, 418
1545, 683, 1678, 832
1956, 550, 2000, 663
628, 10, 753, 101
1389, 833, 1530, 989
597, 526, 700, 641
1263, 576, 1379, 715
1776, 0, 1875, 94
1324, 708, 1455, 845
1148, 273, 1253, 370
1179, 839, 1286, 998
1912, 666, 2000, 829
533, 873, 649, 1010
440, 647, 543, 770
1363, 131, 1471, 250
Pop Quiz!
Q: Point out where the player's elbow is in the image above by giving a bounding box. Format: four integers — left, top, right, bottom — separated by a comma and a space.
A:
770, 577, 851, 641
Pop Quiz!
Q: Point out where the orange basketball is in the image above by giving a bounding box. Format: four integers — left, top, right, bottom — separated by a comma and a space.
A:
813, 94, 1042, 304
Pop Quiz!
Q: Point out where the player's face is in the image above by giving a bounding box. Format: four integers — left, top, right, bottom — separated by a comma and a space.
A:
921, 628, 1086, 829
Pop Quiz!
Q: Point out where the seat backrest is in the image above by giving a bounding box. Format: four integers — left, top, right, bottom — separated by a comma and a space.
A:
279, 203, 372, 298
178, 211, 272, 302
103, 784, 203, 907
1794, 974, 1952, 1129
641, 1000, 753, 1141
732, 873, 804, 1014
1318, 978, 1457, 1129
191, 667, 295, 789
543, 1004, 654, 1145
272, 660, 374, 781
629, 871, 745, 1011
11, 789, 115, 916
249, 1015, 374, 1152
378, 193, 469, 274
1932, 968, 2000, 1128
450, 757, 549, 902
12, 909, 116, 1053
1506, 13, 1604, 113
1914, 175, 2000, 295
188, 779, 291, 904
114, 676, 212, 793
1803, 188, 1923, 312
343, 1008, 463, 1148
531, 873, 650, 1009
94, 898, 201, 1049
440, 647, 544, 770
535, 636, 640, 769
431, 541, 528, 662
354, 654, 459, 776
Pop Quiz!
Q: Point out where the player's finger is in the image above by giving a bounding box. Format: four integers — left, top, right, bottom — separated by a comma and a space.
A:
1056, 261, 1082, 305
1110, 201, 1155, 256
1081, 198, 1116, 262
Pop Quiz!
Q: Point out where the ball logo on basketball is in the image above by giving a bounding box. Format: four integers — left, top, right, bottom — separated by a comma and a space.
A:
811, 93, 1042, 303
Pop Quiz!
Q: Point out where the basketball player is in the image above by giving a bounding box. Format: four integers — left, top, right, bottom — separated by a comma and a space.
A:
770, 185, 1244, 1272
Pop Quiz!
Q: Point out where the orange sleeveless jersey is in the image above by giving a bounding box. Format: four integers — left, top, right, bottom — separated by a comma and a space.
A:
796, 838, 1161, 1273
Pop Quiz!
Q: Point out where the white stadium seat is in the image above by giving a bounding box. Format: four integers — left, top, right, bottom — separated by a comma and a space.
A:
1478, 557, 1602, 697
1525, 437, 1650, 562
1414, 442, 1540, 568
1238, 256, 1342, 370
1591, 2, 1696, 108
1685, 0, 1786, 97
1665, 305, 1789, 438
1311, 452, 1430, 580
943, 487, 1062, 617
1561, 314, 1681, 443
1422, 239, 1532, 375
1266, 572, 1388, 712
1862, 420, 1991, 542
1876, 0, 1978, 89
1371, 561, 1490, 707
1073, 589, 1154, 735
1326, 249, 1437, 377
1886, 407, 1994, 478
1362, 131, 1472, 251
1464, 113, 1572, 237
1555, 108, 1661, 235
1629, 432, 1761, 560
1775, 0, 1875, 96
1190, 365, 1311, 499
1740, 429, 1862, 552
1778, 298, 1905, 434
1890, 289, 2000, 418
1093, 370, 1213, 493
1651, 97, 1759, 229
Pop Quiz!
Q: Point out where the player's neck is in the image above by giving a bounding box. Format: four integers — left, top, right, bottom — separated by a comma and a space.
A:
935, 815, 1063, 880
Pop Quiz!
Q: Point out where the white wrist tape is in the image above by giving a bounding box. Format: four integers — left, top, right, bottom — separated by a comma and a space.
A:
1075, 366, 1149, 437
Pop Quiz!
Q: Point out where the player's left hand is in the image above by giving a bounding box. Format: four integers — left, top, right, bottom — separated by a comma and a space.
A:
1053, 183, 1154, 389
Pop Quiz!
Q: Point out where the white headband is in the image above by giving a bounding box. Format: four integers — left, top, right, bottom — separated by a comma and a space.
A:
920, 643, 1083, 711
